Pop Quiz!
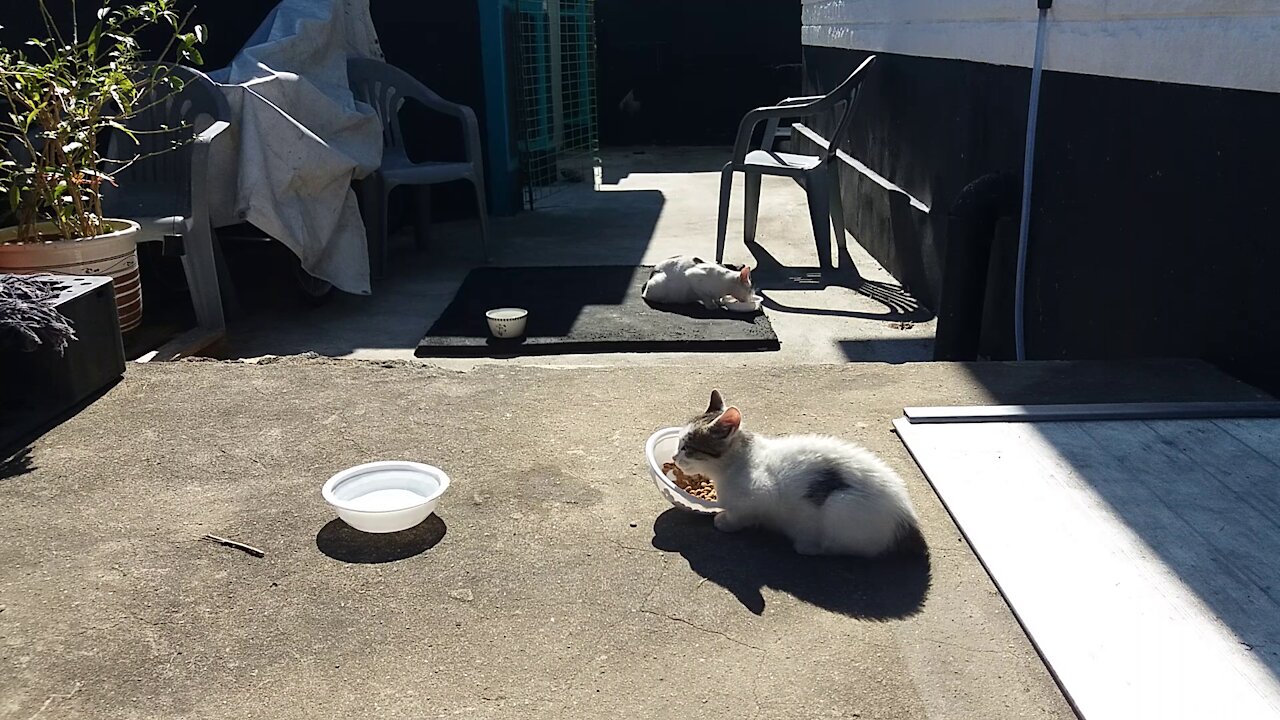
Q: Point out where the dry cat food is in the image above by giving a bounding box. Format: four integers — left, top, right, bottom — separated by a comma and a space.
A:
662, 461, 717, 501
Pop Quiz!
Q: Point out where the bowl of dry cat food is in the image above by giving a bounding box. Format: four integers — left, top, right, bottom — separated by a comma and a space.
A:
644, 427, 721, 514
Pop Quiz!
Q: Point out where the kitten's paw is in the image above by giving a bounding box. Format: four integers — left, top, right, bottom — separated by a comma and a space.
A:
713, 511, 748, 533
793, 537, 825, 556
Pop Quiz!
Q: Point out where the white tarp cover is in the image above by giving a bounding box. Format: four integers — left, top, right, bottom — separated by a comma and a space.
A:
207, 0, 384, 295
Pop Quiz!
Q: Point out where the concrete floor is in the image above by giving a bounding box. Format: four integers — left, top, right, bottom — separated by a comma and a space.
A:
6, 139, 1272, 720
2, 358, 1264, 719
216, 148, 935, 366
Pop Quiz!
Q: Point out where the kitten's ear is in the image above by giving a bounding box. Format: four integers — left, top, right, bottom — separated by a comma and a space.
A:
707, 389, 726, 413
739, 266, 751, 284
711, 407, 742, 437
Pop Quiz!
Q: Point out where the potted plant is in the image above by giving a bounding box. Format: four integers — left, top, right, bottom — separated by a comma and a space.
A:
0, 0, 205, 332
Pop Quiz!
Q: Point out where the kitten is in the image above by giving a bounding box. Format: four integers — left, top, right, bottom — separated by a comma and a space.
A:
641, 255, 754, 309
673, 390, 919, 557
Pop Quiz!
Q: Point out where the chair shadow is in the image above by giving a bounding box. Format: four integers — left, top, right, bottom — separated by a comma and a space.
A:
0, 448, 35, 481
746, 241, 934, 323
316, 515, 447, 564
650, 508, 931, 619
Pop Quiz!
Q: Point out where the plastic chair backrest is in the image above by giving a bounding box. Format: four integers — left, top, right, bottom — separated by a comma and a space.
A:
822, 55, 877, 164
347, 58, 410, 157
347, 58, 472, 162
104, 65, 229, 216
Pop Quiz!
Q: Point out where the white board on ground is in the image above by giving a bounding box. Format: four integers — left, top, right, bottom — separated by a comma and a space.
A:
894, 417, 1280, 720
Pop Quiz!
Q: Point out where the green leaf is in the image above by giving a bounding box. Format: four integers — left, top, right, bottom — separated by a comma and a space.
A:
105, 119, 137, 143
194, 24, 207, 44
88, 23, 102, 58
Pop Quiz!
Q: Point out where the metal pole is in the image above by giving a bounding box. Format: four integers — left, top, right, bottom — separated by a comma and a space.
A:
1014, 1, 1051, 360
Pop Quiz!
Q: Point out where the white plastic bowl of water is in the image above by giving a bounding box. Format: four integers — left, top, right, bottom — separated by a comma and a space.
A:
322, 461, 450, 533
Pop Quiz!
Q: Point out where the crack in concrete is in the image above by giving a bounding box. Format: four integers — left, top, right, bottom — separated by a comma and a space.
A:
27, 682, 80, 720
608, 540, 663, 554
637, 556, 667, 611
923, 637, 1012, 656
214, 443, 268, 473
637, 609, 763, 652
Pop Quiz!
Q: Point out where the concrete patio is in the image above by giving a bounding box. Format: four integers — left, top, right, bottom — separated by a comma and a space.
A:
2, 357, 1267, 719
215, 147, 935, 366
10, 144, 1272, 720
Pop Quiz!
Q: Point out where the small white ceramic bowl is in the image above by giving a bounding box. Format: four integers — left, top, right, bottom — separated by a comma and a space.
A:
644, 427, 721, 514
486, 307, 528, 338
322, 461, 450, 533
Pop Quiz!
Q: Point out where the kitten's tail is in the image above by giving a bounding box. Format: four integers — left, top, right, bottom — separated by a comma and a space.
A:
886, 522, 928, 558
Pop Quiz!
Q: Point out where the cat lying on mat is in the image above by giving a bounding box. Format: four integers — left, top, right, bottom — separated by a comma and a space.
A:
641, 255, 758, 310
672, 390, 919, 557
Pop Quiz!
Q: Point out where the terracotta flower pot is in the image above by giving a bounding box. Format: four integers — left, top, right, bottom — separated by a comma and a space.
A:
0, 220, 143, 332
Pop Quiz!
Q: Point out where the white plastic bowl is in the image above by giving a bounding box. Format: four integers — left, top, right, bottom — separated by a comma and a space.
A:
486, 307, 528, 338
322, 461, 450, 533
644, 427, 721, 514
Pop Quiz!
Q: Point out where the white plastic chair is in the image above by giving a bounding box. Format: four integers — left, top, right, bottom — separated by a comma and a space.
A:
715, 55, 877, 271
104, 64, 233, 357
347, 58, 490, 278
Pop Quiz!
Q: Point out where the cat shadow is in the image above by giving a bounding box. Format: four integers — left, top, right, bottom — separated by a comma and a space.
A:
315, 515, 447, 564
650, 508, 931, 620
642, 298, 761, 321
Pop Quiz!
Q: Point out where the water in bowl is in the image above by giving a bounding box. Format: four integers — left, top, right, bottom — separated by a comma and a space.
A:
343, 487, 429, 512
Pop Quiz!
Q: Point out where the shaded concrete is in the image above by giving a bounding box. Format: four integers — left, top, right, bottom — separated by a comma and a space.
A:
217, 148, 935, 366
1, 358, 1266, 719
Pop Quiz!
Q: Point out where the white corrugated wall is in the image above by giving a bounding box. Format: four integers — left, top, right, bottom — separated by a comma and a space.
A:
802, 0, 1280, 93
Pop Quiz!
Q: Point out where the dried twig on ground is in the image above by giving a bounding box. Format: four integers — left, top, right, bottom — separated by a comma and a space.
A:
201, 534, 265, 558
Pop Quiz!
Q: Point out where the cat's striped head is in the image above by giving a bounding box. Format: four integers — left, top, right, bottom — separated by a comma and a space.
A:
673, 389, 743, 474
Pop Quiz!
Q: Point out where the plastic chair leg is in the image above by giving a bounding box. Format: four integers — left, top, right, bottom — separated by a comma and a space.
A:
826, 165, 851, 268
744, 171, 762, 244
413, 185, 433, 250
804, 169, 834, 271
357, 175, 387, 280
471, 177, 491, 263
715, 162, 734, 263
180, 225, 226, 332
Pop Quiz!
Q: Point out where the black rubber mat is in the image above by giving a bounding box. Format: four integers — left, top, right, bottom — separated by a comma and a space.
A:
416, 266, 779, 357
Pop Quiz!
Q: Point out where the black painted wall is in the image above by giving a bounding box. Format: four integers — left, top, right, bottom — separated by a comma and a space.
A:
0, 1, 270, 69
803, 45, 1280, 395
597, 0, 801, 146
368, 1, 486, 221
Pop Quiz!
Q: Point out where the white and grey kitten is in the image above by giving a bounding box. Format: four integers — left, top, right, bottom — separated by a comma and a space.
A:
673, 390, 919, 557
641, 255, 753, 309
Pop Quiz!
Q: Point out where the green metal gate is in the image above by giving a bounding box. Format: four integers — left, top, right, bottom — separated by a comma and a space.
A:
516, 0, 598, 209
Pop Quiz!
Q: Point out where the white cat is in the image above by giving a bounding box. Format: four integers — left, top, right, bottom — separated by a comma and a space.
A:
641, 255, 754, 309
673, 390, 919, 557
